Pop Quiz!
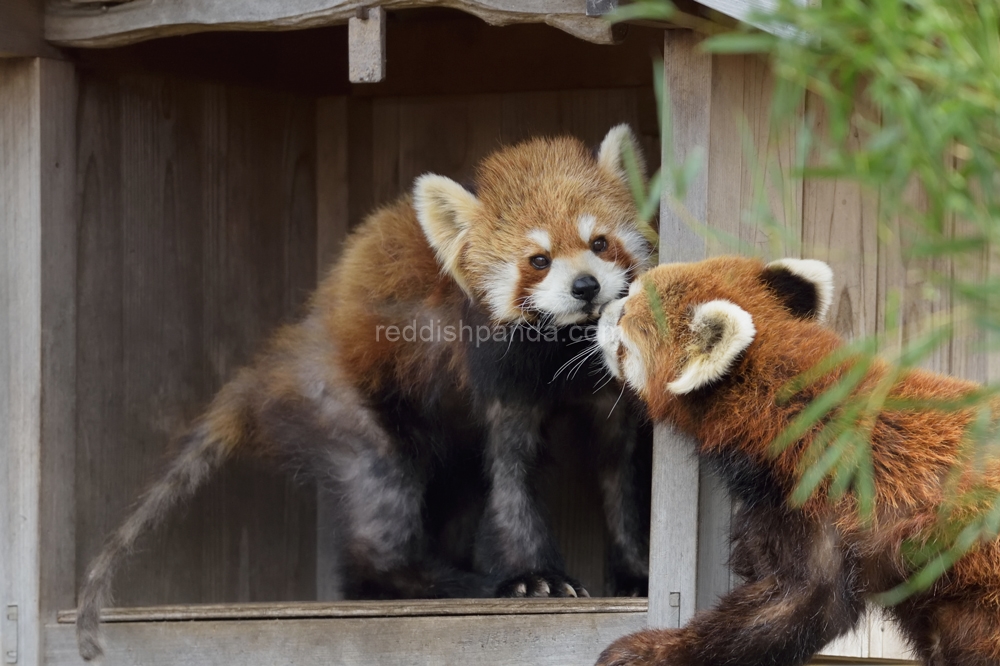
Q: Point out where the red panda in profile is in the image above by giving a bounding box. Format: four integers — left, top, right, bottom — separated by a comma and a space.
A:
594, 256, 1000, 666
76, 125, 656, 660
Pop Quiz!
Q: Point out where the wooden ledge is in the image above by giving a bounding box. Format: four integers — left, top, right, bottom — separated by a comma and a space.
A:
45, 0, 623, 48
57, 597, 649, 624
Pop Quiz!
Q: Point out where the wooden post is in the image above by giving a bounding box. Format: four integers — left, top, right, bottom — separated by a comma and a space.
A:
0, 57, 78, 666
348, 6, 387, 84
647, 30, 712, 629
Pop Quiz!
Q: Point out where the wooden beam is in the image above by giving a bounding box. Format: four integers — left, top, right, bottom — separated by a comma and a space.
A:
45, 610, 646, 665
647, 29, 711, 630
348, 6, 386, 83
45, 0, 620, 48
57, 597, 648, 623
0, 56, 78, 666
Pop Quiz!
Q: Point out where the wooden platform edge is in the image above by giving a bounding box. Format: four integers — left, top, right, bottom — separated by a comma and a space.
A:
57, 597, 649, 624
45, 612, 648, 666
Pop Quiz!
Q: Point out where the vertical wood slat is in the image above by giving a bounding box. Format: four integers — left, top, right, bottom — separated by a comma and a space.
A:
1, 56, 77, 666
74, 72, 318, 608
648, 30, 711, 629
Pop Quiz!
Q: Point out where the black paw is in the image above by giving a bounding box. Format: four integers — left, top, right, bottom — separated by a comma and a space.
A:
610, 572, 648, 597
495, 570, 589, 598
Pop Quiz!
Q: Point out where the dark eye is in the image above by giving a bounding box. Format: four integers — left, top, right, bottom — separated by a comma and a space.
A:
591, 236, 608, 253
530, 255, 550, 270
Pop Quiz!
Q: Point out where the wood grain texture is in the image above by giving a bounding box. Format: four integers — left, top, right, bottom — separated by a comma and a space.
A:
45, 0, 618, 48
707, 54, 803, 259
58, 597, 648, 623
648, 30, 712, 630
802, 92, 879, 341
348, 6, 386, 83
1, 56, 78, 666
45, 611, 647, 666
74, 71, 318, 609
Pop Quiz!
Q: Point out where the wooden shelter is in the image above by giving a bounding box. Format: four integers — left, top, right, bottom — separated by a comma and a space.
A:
0, 0, 953, 663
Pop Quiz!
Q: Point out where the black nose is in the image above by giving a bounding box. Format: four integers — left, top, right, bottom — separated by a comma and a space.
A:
571, 275, 600, 302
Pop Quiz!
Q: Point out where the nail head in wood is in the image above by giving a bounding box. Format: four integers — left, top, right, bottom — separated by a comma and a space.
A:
348, 6, 386, 84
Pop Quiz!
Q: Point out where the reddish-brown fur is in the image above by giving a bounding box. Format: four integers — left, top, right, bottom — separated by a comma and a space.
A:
597, 256, 1000, 666
77, 129, 654, 660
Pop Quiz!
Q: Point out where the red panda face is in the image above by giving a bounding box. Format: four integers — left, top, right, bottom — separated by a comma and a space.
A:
596, 256, 834, 412
414, 125, 654, 326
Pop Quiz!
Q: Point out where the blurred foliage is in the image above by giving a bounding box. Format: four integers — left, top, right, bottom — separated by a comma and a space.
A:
613, 0, 1000, 604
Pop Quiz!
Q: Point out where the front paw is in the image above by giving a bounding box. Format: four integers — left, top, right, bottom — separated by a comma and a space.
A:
495, 570, 589, 598
609, 572, 648, 597
595, 629, 681, 666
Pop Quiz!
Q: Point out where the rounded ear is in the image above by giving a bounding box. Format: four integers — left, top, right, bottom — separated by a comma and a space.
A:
667, 300, 755, 395
762, 258, 834, 323
413, 174, 481, 295
597, 124, 646, 186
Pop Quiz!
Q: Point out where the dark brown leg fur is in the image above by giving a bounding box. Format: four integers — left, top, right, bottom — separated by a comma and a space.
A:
893, 595, 1000, 666
597, 507, 864, 666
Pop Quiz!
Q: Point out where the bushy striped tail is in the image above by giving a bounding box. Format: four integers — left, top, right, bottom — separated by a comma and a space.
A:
76, 423, 230, 660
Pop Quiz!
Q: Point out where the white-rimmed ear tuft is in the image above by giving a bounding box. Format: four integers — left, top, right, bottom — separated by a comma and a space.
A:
762, 258, 835, 323
667, 300, 755, 395
413, 174, 481, 295
597, 124, 646, 186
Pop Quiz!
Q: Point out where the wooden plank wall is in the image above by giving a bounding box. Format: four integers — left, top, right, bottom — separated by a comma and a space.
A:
73, 70, 319, 607
314, 86, 660, 598
696, 49, 998, 661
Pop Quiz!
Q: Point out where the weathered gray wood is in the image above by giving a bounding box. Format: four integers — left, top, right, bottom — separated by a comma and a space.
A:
1, 56, 77, 666
803, 93, 879, 342
45, 610, 647, 666
58, 597, 647, 623
0, 0, 60, 57
74, 72, 317, 608
45, 0, 619, 48
348, 6, 386, 83
648, 30, 711, 630
36, 58, 79, 624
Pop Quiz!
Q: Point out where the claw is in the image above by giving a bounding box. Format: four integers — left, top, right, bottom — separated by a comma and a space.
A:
580, 586, 591, 597
514, 582, 528, 597
531, 579, 551, 597
562, 583, 578, 597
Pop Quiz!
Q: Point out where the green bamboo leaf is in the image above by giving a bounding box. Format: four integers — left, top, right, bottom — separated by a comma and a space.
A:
607, 0, 675, 24
702, 32, 778, 54
770, 358, 872, 455
645, 280, 669, 338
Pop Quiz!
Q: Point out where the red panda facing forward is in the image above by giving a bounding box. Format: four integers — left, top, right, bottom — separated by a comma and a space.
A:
76, 125, 655, 660
595, 256, 1000, 666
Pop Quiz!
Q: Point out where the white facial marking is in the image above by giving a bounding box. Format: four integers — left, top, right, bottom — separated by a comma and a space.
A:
617, 227, 653, 270
527, 229, 551, 253
596, 296, 647, 391
596, 297, 626, 380
483, 261, 521, 322
529, 251, 630, 326
621, 336, 647, 391
578, 215, 596, 243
